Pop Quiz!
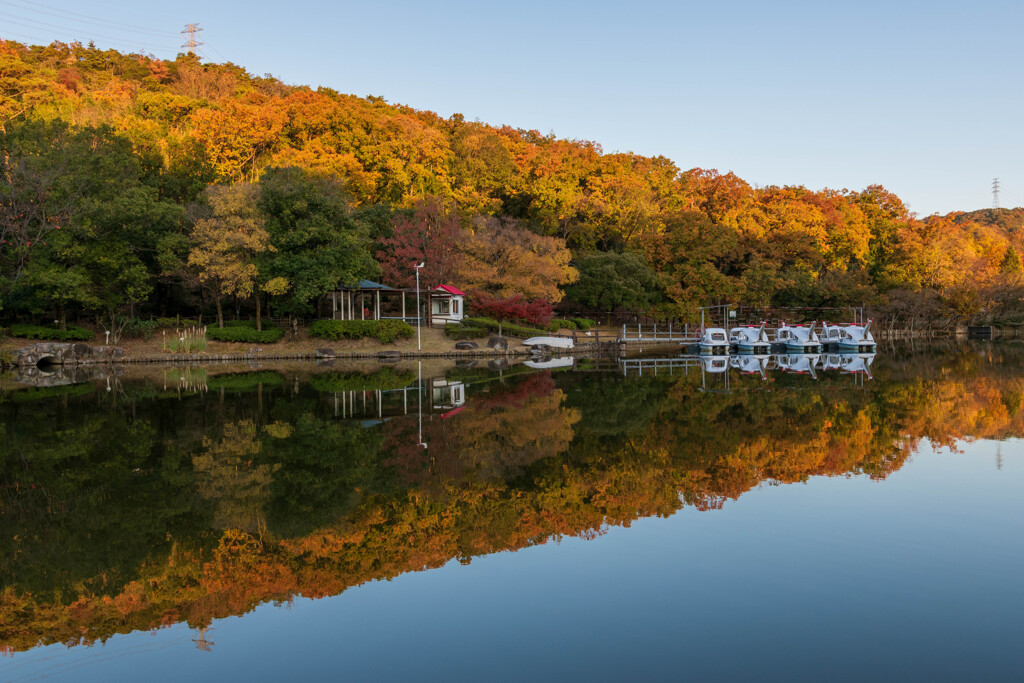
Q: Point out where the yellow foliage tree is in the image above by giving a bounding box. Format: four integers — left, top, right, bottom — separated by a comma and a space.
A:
187, 182, 271, 327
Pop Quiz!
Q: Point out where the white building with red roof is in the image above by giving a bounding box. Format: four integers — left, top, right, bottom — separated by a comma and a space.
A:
430, 285, 466, 325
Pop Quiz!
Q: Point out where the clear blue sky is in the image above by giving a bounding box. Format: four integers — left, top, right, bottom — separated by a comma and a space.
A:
3, 0, 1022, 215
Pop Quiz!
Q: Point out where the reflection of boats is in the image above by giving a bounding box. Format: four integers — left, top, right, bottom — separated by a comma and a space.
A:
730, 323, 771, 354
523, 336, 574, 349
524, 357, 575, 370
730, 354, 769, 380
776, 353, 820, 379
699, 328, 730, 354
821, 354, 845, 371
821, 321, 876, 352
701, 356, 730, 373
776, 322, 822, 353
837, 353, 875, 378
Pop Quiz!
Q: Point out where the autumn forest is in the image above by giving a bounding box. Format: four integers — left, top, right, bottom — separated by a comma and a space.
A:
2, 41, 1024, 331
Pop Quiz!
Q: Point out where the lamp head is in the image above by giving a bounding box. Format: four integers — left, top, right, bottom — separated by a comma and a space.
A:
416, 262, 425, 269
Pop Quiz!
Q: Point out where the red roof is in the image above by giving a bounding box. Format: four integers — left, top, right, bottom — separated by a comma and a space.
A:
441, 405, 466, 419
433, 284, 466, 296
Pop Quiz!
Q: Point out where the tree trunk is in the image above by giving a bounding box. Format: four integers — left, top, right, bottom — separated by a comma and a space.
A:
255, 290, 262, 331
216, 298, 224, 328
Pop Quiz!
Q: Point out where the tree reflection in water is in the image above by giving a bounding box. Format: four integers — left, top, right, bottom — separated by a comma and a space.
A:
1, 345, 1022, 651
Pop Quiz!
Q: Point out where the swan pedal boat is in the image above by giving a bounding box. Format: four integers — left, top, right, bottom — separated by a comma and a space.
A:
775, 322, 823, 353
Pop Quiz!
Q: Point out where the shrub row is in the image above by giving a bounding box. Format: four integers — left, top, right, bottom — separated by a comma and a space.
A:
309, 319, 415, 344
10, 324, 93, 341
221, 319, 273, 329
549, 318, 578, 331
572, 318, 595, 330
206, 326, 285, 343
444, 323, 490, 339
462, 317, 548, 338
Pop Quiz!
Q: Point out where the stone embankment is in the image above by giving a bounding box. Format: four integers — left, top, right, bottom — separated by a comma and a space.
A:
10, 342, 126, 367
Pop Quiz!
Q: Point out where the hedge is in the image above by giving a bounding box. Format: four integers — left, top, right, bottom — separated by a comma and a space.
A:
10, 324, 94, 341
444, 323, 490, 340
549, 318, 578, 332
206, 326, 285, 343
571, 318, 595, 330
309, 319, 414, 344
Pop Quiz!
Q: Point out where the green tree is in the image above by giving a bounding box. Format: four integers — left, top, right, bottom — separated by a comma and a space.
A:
1000, 244, 1022, 273
2, 120, 182, 325
565, 251, 663, 314
258, 167, 377, 320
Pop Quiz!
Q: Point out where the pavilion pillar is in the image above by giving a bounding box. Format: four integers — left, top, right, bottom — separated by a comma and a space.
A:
401, 292, 406, 320
376, 290, 381, 320
360, 293, 365, 320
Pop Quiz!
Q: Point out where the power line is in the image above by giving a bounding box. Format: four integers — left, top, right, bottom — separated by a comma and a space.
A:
0, 0, 175, 39
0, 10, 168, 50
0, 26, 48, 43
203, 40, 229, 63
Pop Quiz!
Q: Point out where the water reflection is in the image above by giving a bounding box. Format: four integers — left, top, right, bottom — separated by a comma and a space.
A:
0, 344, 1022, 656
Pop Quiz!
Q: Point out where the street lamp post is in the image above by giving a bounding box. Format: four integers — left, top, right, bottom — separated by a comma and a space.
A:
414, 262, 425, 350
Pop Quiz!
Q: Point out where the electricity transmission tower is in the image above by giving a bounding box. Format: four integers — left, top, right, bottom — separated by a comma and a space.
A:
993, 178, 1001, 209
181, 23, 203, 54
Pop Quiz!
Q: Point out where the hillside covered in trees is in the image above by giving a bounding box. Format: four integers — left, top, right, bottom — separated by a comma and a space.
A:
2, 40, 1023, 330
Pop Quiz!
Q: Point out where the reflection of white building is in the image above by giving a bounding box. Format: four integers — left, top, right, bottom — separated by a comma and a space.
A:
431, 285, 466, 325
432, 378, 466, 410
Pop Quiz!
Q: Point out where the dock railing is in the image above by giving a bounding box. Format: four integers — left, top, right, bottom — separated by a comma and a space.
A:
618, 323, 701, 343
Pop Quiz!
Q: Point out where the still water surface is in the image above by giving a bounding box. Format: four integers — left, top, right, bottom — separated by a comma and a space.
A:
1, 347, 1023, 681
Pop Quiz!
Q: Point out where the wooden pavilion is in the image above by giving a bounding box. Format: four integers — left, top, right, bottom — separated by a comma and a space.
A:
331, 279, 428, 324
331, 280, 473, 326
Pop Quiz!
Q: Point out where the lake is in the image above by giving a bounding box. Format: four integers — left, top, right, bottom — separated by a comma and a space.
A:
1, 346, 1023, 681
